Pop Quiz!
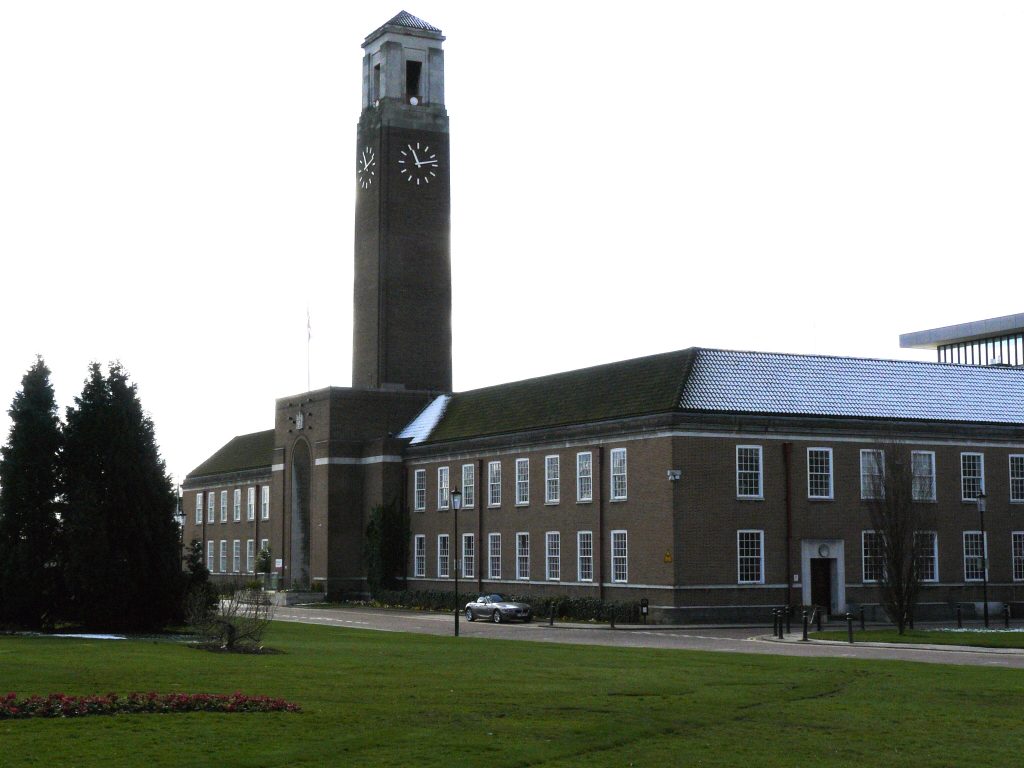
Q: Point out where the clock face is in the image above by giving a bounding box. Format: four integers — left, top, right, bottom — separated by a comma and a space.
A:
397, 141, 439, 185
357, 146, 376, 189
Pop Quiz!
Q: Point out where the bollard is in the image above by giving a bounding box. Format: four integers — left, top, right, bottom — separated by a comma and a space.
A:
549, 602, 554, 627
816, 607, 823, 632
957, 604, 963, 629
785, 606, 791, 635
860, 605, 865, 631
1005, 604, 1011, 629
610, 609, 616, 630
846, 612, 854, 644
772, 608, 778, 637
802, 609, 809, 642
778, 611, 784, 639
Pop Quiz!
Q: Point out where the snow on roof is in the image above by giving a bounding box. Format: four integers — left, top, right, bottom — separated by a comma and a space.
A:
397, 394, 451, 444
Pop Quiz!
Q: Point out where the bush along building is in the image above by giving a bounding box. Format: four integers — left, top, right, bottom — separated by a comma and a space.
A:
182, 12, 1024, 622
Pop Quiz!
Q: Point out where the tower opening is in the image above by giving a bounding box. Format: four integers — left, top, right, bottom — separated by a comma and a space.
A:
372, 64, 381, 103
406, 60, 422, 103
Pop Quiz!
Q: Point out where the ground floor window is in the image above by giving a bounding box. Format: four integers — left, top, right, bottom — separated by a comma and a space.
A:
546, 532, 560, 581
438, 534, 450, 579
737, 530, 763, 584
611, 530, 628, 583
219, 540, 227, 573
462, 534, 475, 578
246, 539, 255, 574
206, 540, 215, 572
862, 530, 883, 583
516, 533, 530, 580
1013, 533, 1024, 582
488, 533, 501, 580
232, 540, 241, 574
577, 531, 593, 582
914, 531, 938, 582
963, 531, 987, 582
414, 535, 426, 577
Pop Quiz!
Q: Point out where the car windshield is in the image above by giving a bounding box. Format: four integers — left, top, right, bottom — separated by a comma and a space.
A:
487, 594, 506, 602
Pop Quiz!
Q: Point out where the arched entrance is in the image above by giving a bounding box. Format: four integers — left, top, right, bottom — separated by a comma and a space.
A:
290, 440, 311, 588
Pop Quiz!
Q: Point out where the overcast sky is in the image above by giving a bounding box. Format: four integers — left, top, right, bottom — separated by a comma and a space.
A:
2, 2, 1022, 485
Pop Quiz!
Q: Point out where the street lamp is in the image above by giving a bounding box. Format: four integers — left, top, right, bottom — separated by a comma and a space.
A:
977, 492, 989, 628
451, 486, 462, 637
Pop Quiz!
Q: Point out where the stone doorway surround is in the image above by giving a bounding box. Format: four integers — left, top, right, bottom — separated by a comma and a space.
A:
800, 539, 846, 614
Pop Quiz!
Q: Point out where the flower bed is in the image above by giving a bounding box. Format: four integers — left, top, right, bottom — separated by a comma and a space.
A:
1, 691, 300, 719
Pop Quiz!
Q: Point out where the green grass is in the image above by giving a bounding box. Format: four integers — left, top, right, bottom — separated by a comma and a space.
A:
3, 622, 1024, 767
811, 628, 1024, 648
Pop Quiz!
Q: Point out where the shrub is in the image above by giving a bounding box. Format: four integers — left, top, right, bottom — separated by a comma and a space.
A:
0, 691, 299, 719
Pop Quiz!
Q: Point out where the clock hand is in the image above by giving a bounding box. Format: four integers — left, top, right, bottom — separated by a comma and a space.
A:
411, 148, 420, 165
414, 158, 438, 167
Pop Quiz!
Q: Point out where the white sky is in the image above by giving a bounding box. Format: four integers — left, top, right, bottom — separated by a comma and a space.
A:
1, 2, 1022, 486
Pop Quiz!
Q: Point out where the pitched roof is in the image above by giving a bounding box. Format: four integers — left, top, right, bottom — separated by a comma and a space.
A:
186, 429, 274, 480
413, 348, 1024, 444
380, 11, 441, 33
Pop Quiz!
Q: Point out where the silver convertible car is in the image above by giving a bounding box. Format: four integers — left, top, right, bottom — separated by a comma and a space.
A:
464, 594, 532, 623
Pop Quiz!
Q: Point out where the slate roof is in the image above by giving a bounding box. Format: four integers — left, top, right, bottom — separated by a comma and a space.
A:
379, 11, 441, 33
186, 429, 275, 481
414, 348, 1024, 444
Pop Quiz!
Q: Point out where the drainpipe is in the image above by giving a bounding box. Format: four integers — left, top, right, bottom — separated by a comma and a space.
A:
783, 442, 793, 609
477, 457, 484, 592
597, 446, 605, 602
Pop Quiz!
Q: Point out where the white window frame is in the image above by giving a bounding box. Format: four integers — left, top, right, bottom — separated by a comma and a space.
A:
862, 530, 883, 583
1010, 455, 1024, 504
545, 531, 560, 581
206, 540, 215, 571
246, 487, 256, 521
963, 530, 988, 582
413, 535, 426, 577
736, 446, 763, 499
610, 448, 627, 501
1013, 532, 1024, 582
860, 449, 885, 500
737, 529, 764, 584
219, 490, 228, 523
260, 486, 270, 520
488, 533, 501, 580
246, 539, 255, 574
195, 493, 203, 525
576, 451, 593, 502
545, 455, 560, 504
488, 461, 501, 507
462, 464, 475, 508
515, 458, 529, 506
232, 489, 241, 522
413, 469, 426, 511
437, 466, 450, 510
461, 533, 475, 578
912, 450, 937, 502
914, 531, 938, 583
219, 540, 227, 573
516, 532, 530, 580
437, 534, 450, 579
960, 452, 985, 501
806, 447, 833, 500
577, 531, 593, 582
207, 492, 215, 524
232, 539, 241, 573
260, 538, 269, 560
611, 530, 628, 583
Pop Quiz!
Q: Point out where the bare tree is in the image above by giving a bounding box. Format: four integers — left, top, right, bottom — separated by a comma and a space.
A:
865, 442, 927, 634
191, 589, 274, 651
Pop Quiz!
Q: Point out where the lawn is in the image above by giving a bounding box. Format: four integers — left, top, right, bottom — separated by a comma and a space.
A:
2, 622, 1024, 767
811, 628, 1024, 649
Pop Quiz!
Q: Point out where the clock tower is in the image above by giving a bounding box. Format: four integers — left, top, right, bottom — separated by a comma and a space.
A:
353, 11, 452, 393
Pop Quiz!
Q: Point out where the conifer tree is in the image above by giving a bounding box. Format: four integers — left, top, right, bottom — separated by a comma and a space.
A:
63, 363, 182, 630
0, 358, 64, 628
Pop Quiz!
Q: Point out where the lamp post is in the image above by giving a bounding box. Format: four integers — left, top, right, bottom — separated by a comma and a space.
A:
977, 492, 989, 628
451, 486, 462, 637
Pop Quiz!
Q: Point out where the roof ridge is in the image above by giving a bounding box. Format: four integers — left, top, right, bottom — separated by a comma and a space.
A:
696, 346, 1024, 374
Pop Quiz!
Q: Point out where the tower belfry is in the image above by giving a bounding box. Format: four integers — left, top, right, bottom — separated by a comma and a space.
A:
352, 11, 452, 393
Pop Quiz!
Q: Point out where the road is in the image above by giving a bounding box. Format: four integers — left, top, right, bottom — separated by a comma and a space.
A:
274, 604, 1024, 668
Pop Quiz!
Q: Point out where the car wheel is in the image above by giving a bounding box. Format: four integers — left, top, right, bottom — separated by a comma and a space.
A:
492, 610, 502, 624
465, 608, 474, 621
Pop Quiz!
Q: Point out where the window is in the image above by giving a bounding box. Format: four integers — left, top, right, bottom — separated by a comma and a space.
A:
488, 461, 501, 507
961, 452, 984, 501
232, 489, 241, 522
1013, 533, 1024, 581
413, 469, 426, 511
246, 539, 255, 573
862, 530, 883, 583
516, 533, 530, 580
219, 540, 227, 573
577, 531, 593, 582
195, 493, 203, 525
807, 448, 833, 499
1011, 456, 1024, 503
438, 466, 449, 509
462, 534, 475, 578
260, 486, 270, 520
860, 449, 884, 500
610, 448, 627, 500
545, 532, 560, 580
437, 534, 450, 578
246, 487, 256, 521
232, 540, 241, 573
915, 531, 938, 582
207, 492, 215, 524
545, 456, 560, 504
736, 446, 763, 499
611, 530, 628, 583
912, 451, 936, 502
488, 533, 501, 580
462, 464, 475, 508
576, 452, 593, 502
206, 540, 215, 571
260, 538, 269, 561
963, 531, 987, 581
515, 458, 529, 506
737, 530, 763, 584
220, 490, 228, 523
414, 535, 426, 577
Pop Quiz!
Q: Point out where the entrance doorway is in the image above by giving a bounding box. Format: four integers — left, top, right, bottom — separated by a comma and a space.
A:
810, 558, 833, 616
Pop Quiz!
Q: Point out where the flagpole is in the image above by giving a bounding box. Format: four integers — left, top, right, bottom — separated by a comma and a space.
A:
306, 307, 311, 393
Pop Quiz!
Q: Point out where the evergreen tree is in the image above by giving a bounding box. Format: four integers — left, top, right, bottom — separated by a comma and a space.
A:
63, 363, 181, 631
0, 358, 64, 628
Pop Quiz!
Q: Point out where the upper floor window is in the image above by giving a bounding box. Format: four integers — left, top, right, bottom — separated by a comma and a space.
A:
515, 458, 529, 506
912, 451, 936, 502
462, 464, 475, 508
1010, 455, 1024, 503
610, 448, 627, 501
576, 452, 593, 502
438, 466, 450, 510
961, 453, 984, 501
414, 469, 426, 511
220, 490, 228, 523
545, 455, 560, 504
260, 485, 270, 520
207, 492, 215, 524
246, 487, 256, 521
736, 446, 763, 499
807, 448, 833, 499
488, 461, 501, 507
860, 449, 884, 500
232, 489, 241, 522
195, 493, 203, 525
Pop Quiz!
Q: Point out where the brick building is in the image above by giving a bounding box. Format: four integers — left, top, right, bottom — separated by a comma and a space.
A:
182, 13, 1024, 622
